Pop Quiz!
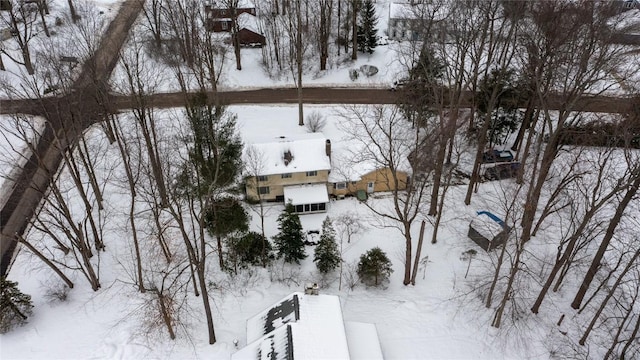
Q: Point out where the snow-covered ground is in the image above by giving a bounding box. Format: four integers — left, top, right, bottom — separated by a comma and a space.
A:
0, 115, 44, 207
1, 1, 639, 359
0, 104, 600, 360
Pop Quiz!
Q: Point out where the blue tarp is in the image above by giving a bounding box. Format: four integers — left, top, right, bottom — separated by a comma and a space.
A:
476, 211, 506, 227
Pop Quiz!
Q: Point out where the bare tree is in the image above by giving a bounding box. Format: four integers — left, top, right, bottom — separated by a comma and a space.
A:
243, 145, 271, 266
118, 35, 170, 208
530, 147, 630, 314
338, 105, 430, 285
313, 0, 333, 70
515, 0, 626, 251
0, 0, 39, 74
285, 0, 305, 126
571, 164, 640, 309
142, 0, 164, 50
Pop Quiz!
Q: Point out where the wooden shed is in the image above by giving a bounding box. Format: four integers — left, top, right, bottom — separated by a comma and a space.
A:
467, 211, 511, 251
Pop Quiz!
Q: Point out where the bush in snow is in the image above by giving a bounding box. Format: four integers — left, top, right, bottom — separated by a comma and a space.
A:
44, 281, 70, 303
357, 247, 393, 287
226, 231, 274, 272
273, 203, 307, 264
305, 111, 327, 133
0, 277, 34, 334
314, 217, 341, 274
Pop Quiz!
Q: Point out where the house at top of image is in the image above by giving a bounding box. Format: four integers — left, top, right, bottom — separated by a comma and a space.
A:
205, 0, 256, 32
231, 291, 384, 360
204, 0, 266, 46
388, 2, 421, 41
387, 1, 448, 41
244, 133, 332, 214
235, 12, 266, 47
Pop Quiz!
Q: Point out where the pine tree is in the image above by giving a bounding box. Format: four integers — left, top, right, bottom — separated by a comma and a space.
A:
357, 247, 393, 286
0, 277, 34, 334
273, 203, 307, 264
226, 231, 274, 271
476, 68, 523, 148
314, 217, 341, 274
357, 0, 378, 54
177, 94, 244, 197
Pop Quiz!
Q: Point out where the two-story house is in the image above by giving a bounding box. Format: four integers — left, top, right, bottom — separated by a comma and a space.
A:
204, 0, 266, 46
387, 1, 447, 41
244, 133, 332, 214
205, 0, 256, 32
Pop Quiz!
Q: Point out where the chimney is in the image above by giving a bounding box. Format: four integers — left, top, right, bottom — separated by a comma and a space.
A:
325, 139, 331, 160
304, 282, 319, 295
283, 150, 293, 166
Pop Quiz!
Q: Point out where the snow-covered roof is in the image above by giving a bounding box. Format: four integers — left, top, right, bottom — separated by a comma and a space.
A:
470, 211, 508, 240
328, 144, 411, 183
389, 1, 448, 22
328, 152, 377, 182
284, 184, 329, 205
345, 322, 384, 360
234, 292, 351, 360
389, 2, 419, 20
237, 12, 261, 34
207, 0, 255, 8
237, 0, 255, 8
245, 133, 331, 176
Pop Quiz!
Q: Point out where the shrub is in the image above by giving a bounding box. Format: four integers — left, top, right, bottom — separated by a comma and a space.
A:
305, 111, 327, 133
357, 247, 393, 287
227, 231, 274, 270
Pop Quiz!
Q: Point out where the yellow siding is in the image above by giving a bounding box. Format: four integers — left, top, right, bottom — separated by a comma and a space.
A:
329, 168, 409, 197
246, 170, 329, 201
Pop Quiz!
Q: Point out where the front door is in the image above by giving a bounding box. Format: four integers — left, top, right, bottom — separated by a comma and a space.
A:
367, 181, 374, 193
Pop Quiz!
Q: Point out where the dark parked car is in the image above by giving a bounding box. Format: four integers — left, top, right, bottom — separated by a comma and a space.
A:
482, 149, 514, 164
484, 162, 521, 181
389, 79, 409, 91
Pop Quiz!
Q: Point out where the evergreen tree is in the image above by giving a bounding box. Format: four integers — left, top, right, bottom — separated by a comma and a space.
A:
226, 231, 274, 271
273, 203, 307, 264
177, 93, 244, 197
476, 68, 523, 148
314, 217, 341, 274
357, 247, 393, 286
0, 277, 34, 334
357, 0, 378, 54
205, 196, 249, 269
176, 93, 245, 270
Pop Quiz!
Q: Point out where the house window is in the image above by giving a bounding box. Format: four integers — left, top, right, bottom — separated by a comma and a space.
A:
221, 21, 228, 30
334, 182, 346, 190
296, 205, 304, 213
281, 173, 292, 179
258, 186, 270, 195
311, 203, 319, 212
258, 175, 268, 182
306, 171, 317, 177
319, 203, 326, 211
